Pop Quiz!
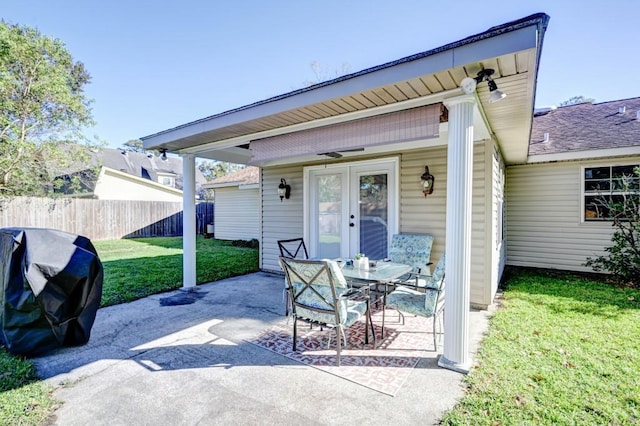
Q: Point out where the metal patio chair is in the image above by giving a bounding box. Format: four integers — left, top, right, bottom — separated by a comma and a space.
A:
388, 233, 434, 284
382, 254, 445, 350
279, 257, 374, 366
277, 238, 309, 316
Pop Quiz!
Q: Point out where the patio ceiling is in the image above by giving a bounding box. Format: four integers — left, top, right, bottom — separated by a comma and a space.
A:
142, 13, 549, 166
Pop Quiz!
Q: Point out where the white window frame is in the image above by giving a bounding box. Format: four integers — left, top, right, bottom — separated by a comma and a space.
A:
157, 173, 176, 188
581, 162, 639, 222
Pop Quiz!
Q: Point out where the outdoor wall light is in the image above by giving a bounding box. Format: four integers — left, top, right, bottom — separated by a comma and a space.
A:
278, 178, 291, 202
421, 166, 435, 197
460, 68, 506, 102
160, 149, 168, 161
475, 68, 506, 103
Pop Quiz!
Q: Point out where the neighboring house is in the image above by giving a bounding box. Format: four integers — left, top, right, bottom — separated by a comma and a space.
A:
507, 97, 640, 272
93, 166, 183, 202
56, 148, 206, 201
203, 167, 260, 240
142, 13, 550, 372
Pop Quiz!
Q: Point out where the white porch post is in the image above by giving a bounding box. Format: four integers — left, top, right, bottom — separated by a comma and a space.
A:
182, 153, 196, 288
438, 94, 475, 373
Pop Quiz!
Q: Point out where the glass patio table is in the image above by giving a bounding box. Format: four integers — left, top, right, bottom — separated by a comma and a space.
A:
338, 261, 413, 284
337, 260, 413, 305
337, 260, 413, 345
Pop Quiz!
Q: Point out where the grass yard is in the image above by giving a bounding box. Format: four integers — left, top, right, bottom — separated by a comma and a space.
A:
2, 241, 639, 425
1, 236, 259, 425
441, 268, 640, 425
95, 236, 259, 306
0, 349, 56, 425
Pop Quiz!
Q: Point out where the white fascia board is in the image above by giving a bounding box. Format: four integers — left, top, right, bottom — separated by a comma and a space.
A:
102, 166, 183, 195
142, 52, 452, 149
143, 27, 538, 150
526, 146, 640, 164
180, 92, 455, 155
202, 182, 240, 189
452, 26, 538, 67
238, 184, 259, 190
203, 182, 258, 190
197, 147, 253, 163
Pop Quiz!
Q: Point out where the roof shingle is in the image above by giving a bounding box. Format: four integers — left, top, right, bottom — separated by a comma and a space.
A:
530, 97, 640, 156
209, 166, 259, 186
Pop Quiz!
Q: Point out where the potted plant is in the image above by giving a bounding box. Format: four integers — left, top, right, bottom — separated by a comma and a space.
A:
354, 253, 369, 270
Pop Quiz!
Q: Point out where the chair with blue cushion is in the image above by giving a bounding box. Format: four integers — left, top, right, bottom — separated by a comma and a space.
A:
388, 233, 434, 285
382, 253, 445, 350
278, 238, 309, 316
279, 257, 374, 366
370, 233, 434, 304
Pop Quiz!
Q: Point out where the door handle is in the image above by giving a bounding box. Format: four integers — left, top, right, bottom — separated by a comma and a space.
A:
349, 223, 355, 227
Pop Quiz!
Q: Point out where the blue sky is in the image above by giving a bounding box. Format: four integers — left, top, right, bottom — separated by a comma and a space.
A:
3, 1, 639, 148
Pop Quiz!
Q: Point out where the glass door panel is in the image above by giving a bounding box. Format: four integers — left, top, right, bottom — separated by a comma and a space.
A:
307, 158, 397, 259
317, 174, 343, 258
308, 170, 348, 259
358, 173, 389, 260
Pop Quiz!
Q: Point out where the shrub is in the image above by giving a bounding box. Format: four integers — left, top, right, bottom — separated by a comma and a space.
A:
584, 167, 640, 287
231, 238, 259, 249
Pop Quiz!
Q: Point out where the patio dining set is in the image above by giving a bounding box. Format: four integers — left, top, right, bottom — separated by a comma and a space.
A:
278, 234, 446, 366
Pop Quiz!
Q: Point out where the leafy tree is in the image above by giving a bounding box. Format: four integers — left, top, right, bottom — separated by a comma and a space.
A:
584, 167, 640, 287
558, 95, 595, 107
120, 139, 145, 153
0, 21, 97, 197
198, 160, 244, 181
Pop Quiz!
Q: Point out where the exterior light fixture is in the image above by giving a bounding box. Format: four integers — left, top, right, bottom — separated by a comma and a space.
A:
420, 166, 435, 197
278, 178, 291, 202
462, 68, 506, 103
160, 149, 168, 161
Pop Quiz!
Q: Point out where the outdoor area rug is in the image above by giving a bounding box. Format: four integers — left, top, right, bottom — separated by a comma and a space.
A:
247, 309, 435, 396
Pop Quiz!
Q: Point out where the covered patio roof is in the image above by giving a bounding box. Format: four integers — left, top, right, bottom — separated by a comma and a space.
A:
142, 13, 549, 166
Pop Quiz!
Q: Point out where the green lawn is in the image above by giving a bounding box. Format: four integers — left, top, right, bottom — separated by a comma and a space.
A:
2, 244, 639, 425
0, 236, 259, 425
95, 236, 259, 306
0, 349, 56, 426
441, 268, 640, 425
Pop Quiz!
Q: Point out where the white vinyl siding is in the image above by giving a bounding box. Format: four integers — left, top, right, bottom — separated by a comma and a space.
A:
213, 187, 260, 241
400, 141, 491, 308
489, 142, 506, 304
260, 143, 495, 308
399, 148, 447, 266
505, 158, 639, 272
94, 168, 183, 202
471, 142, 489, 308
262, 166, 305, 272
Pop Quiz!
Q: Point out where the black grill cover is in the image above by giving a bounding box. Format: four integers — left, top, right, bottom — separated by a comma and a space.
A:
0, 228, 103, 356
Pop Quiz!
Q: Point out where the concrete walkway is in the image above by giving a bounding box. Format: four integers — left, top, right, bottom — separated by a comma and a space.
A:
33, 272, 492, 425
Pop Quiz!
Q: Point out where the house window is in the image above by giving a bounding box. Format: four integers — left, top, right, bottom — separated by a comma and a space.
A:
584, 165, 639, 221
158, 174, 175, 187
141, 167, 152, 180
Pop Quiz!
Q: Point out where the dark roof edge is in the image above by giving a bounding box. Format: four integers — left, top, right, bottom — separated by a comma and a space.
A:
527, 13, 551, 112
141, 13, 550, 141
591, 96, 640, 106
550, 96, 640, 110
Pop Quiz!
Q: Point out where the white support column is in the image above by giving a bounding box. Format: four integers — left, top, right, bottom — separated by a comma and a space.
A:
182, 153, 196, 289
438, 94, 475, 373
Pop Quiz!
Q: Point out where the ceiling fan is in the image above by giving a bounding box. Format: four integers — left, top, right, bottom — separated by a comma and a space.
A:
317, 147, 365, 158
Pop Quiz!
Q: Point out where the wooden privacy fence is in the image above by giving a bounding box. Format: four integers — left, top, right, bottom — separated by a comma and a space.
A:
0, 197, 214, 241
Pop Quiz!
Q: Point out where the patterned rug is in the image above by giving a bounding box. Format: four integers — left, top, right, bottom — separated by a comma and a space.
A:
247, 309, 436, 396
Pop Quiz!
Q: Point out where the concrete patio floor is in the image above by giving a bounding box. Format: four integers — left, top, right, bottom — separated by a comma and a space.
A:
33, 272, 493, 425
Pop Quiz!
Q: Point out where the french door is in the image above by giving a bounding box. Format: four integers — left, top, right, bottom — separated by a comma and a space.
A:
305, 158, 398, 259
